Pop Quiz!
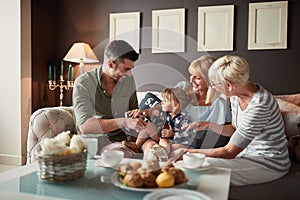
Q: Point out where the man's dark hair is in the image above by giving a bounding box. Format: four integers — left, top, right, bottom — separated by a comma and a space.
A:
104, 40, 139, 63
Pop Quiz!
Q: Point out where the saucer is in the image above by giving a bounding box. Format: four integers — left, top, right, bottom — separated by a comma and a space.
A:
94, 158, 120, 169
173, 160, 211, 171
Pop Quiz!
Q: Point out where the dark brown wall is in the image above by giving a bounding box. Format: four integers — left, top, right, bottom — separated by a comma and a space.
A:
32, 0, 57, 111
32, 0, 300, 112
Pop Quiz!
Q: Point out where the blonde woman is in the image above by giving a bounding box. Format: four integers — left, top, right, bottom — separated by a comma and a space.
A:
187, 55, 290, 186
176, 55, 232, 148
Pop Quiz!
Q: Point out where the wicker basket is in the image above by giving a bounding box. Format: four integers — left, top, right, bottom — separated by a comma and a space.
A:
36, 149, 87, 183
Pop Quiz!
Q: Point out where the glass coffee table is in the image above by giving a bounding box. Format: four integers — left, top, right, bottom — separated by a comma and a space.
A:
0, 158, 231, 200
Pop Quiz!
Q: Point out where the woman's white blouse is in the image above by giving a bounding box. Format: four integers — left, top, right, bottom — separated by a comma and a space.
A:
183, 97, 232, 124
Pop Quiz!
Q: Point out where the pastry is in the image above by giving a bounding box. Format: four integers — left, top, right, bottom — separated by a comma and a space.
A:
137, 168, 157, 188
118, 163, 134, 177
165, 167, 187, 184
130, 161, 142, 171
123, 173, 143, 188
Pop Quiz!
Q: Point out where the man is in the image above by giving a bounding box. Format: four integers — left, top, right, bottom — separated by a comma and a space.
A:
73, 40, 147, 146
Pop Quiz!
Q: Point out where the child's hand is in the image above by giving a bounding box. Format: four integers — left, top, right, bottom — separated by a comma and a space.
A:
161, 125, 174, 138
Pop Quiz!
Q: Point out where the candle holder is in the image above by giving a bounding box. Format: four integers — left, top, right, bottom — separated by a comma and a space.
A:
48, 75, 74, 106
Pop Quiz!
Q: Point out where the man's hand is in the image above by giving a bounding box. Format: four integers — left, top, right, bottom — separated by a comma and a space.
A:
126, 109, 147, 119
125, 117, 147, 132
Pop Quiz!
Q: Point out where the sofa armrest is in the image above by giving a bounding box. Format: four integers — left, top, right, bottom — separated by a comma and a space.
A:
26, 106, 75, 164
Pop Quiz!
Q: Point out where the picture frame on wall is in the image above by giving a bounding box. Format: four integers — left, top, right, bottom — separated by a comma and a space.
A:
248, 1, 288, 50
152, 8, 185, 53
197, 5, 234, 52
109, 12, 140, 53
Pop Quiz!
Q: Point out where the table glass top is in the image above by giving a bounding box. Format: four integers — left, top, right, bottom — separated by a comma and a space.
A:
0, 159, 202, 200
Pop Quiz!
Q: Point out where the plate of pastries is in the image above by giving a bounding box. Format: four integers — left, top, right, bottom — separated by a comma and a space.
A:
111, 159, 188, 192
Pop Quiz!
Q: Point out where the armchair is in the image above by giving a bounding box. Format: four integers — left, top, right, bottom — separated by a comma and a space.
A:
26, 91, 161, 164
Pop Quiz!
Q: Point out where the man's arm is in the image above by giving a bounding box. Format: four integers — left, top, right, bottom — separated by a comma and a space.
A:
78, 117, 147, 135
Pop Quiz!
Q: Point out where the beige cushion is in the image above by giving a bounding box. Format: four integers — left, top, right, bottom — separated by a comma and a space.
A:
276, 98, 300, 139
275, 93, 300, 107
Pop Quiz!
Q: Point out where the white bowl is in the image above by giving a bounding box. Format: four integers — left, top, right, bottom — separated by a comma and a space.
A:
101, 150, 124, 167
182, 153, 206, 168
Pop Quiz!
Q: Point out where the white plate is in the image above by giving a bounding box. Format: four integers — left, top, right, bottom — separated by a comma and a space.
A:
110, 172, 186, 192
173, 160, 211, 171
95, 158, 167, 170
143, 188, 212, 200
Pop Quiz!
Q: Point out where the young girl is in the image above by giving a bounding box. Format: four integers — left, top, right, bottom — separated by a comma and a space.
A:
123, 87, 190, 159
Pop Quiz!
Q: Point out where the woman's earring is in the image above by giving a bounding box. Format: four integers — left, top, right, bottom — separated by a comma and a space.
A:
228, 87, 232, 91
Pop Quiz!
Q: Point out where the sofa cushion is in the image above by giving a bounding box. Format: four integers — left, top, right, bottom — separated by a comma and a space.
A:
275, 93, 300, 107
281, 111, 300, 138
276, 98, 300, 139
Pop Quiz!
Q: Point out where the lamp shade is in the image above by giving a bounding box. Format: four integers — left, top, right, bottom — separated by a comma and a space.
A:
63, 42, 99, 63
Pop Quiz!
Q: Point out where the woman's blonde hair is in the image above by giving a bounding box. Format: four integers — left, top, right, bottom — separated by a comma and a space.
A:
209, 55, 249, 88
188, 55, 223, 104
161, 87, 189, 111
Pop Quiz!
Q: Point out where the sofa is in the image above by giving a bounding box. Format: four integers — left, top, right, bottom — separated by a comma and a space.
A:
26, 92, 300, 199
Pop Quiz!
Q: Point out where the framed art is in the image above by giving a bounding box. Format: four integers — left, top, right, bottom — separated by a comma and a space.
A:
152, 8, 185, 53
198, 5, 234, 52
248, 1, 288, 50
109, 12, 140, 53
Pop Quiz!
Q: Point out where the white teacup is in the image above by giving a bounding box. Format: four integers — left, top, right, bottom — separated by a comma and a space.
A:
80, 137, 98, 158
183, 152, 206, 168
101, 150, 124, 167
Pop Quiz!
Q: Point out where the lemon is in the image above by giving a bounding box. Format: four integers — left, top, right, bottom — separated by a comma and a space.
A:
155, 171, 175, 188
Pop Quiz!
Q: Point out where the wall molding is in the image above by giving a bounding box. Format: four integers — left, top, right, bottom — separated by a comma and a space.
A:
0, 154, 23, 166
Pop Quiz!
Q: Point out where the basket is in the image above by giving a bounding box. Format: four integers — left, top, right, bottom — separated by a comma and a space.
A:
36, 149, 87, 183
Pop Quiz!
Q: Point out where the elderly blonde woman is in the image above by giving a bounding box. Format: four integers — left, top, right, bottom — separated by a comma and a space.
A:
186, 55, 290, 186
176, 55, 232, 148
